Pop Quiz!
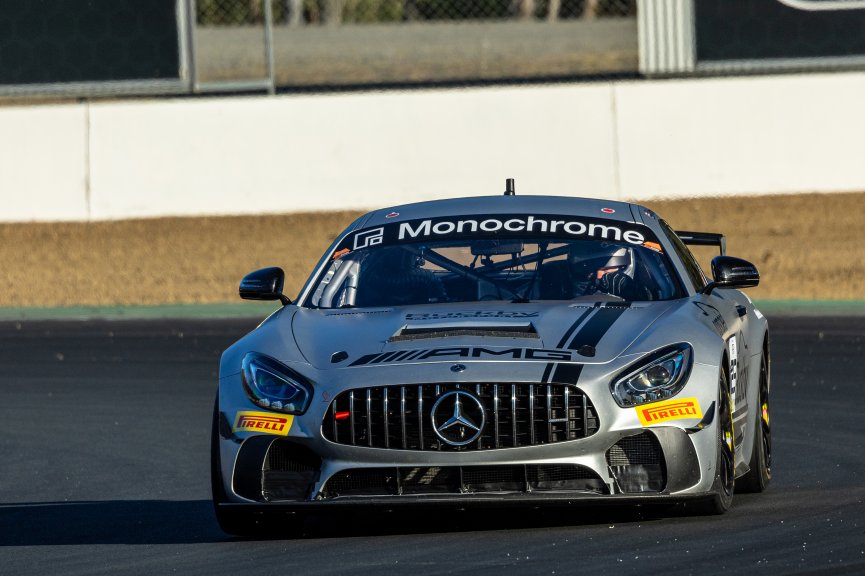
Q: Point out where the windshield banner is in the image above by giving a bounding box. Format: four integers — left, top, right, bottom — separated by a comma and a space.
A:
337, 214, 658, 253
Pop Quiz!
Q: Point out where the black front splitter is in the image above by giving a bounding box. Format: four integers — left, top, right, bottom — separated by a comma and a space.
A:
217, 491, 712, 514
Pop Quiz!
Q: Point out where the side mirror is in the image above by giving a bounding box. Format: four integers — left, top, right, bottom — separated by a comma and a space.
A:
701, 256, 759, 295
239, 267, 291, 305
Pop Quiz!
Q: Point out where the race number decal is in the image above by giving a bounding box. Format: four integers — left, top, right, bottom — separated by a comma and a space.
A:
728, 336, 738, 412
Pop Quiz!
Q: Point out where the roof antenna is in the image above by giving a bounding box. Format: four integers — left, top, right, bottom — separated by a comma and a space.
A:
504, 178, 516, 196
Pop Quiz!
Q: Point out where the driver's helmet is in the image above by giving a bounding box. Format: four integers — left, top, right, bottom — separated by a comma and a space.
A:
568, 240, 634, 281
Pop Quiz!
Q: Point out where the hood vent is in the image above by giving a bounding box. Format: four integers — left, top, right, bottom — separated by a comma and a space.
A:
389, 322, 538, 343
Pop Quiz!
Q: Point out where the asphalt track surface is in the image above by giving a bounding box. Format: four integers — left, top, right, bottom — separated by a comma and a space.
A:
1, 315, 863, 575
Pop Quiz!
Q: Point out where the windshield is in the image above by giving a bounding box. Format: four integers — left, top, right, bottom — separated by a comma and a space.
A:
308, 232, 684, 309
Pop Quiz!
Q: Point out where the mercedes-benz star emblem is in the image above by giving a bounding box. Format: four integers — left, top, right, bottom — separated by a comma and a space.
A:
430, 390, 485, 446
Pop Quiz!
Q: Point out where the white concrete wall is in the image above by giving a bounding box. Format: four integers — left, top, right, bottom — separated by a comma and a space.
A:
0, 105, 89, 221
615, 73, 865, 198
87, 85, 617, 219
2, 71, 864, 222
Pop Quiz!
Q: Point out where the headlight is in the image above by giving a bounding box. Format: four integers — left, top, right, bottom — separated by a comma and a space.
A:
610, 344, 692, 407
241, 353, 313, 414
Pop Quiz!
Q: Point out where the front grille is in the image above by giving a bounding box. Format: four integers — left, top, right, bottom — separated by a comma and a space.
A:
322, 383, 599, 451
320, 464, 607, 498
606, 433, 663, 466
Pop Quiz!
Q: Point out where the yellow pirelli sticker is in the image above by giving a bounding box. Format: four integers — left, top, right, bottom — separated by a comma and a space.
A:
232, 411, 293, 436
635, 397, 703, 426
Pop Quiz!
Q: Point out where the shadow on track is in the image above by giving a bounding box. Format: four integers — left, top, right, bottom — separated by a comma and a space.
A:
0, 500, 683, 545
220, 503, 688, 541
0, 500, 223, 546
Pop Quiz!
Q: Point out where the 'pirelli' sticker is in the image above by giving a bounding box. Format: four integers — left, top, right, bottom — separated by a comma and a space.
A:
635, 397, 703, 426
232, 411, 293, 436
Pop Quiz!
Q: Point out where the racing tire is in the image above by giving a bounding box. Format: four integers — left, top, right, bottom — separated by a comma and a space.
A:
693, 367, 735, 515
737, 353, 772, 493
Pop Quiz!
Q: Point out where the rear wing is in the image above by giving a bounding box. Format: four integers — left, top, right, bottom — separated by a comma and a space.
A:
675, 231, 726, 256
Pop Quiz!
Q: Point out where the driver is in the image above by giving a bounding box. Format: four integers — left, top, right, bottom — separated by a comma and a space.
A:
568, 240, 641, 300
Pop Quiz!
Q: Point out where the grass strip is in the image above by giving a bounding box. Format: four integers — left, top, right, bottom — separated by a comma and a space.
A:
752, 300, 865, 316
0, 302, 281, 321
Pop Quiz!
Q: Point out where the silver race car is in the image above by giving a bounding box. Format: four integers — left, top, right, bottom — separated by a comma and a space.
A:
212, 188, 771, 534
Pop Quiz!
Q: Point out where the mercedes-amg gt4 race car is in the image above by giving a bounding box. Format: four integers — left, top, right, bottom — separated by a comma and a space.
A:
212, 190, 772, 534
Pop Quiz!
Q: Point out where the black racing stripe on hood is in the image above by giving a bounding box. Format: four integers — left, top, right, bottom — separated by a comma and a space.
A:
542, 304, 598, 383
546, 303, 632, 384
551, 363, 583, 385
566, 303, 631, 350
554, 306, 597, 348
541, 302, 600, 382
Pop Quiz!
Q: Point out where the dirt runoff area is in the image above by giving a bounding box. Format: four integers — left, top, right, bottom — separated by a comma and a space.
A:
1, 192, 862, 308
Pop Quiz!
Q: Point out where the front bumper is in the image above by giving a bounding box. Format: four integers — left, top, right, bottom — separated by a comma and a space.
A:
216, 362, 722, 506
216, 411, 715, 506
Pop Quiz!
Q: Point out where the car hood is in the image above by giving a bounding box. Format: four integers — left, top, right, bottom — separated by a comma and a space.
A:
291, 301, 678, 370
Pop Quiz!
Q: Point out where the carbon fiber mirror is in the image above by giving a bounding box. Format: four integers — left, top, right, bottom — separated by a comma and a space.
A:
239, 267, 291, 305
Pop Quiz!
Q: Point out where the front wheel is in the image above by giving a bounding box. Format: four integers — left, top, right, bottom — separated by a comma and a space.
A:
737, 353, 772, 492
692, 367, 735, 515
